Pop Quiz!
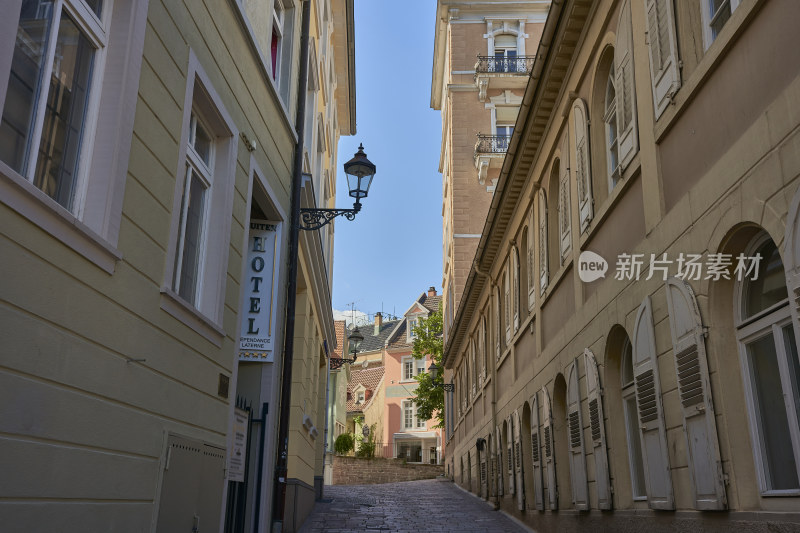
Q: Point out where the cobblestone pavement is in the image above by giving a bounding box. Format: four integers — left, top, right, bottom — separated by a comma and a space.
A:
298, 478, 530, 533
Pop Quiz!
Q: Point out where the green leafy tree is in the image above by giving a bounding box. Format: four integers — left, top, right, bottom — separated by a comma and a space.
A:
411, 308, 444, 428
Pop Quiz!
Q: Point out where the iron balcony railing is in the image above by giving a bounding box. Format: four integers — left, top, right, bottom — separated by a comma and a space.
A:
475, 134, 512, 154
475, 55, 535, 74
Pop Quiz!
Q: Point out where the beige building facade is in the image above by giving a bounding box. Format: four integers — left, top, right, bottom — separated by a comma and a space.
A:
439, 0, 800, 531
0, 0, 353, 531
431, 0, 550, 346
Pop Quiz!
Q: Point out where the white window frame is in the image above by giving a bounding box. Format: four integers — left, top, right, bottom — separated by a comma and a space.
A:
734, 233, 800, 496
702, 0, 741, 50
401, 355, 425, 382
0, 0, 148, 273
161, 51, 238, 345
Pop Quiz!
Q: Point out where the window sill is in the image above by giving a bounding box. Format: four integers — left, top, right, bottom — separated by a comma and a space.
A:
159, 286, 225, 347
540, 255, 574, 307
0, 162, 122, 274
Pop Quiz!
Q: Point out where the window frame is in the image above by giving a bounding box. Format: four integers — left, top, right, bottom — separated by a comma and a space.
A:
160, 51, 238, 345
0, 0, 147, 273
702, 0, 742, 50
734, 233, 800, 496
620, 336, 648, 500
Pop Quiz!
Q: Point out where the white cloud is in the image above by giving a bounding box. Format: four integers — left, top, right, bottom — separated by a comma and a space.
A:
332, 308, 369, 327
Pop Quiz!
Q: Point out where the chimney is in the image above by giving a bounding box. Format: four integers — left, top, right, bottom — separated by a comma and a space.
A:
374, 312, 382, 335
428, 286, 437, 297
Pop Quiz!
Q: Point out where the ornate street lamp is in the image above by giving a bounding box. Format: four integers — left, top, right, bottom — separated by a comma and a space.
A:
428, 361, 454, 391
299, 143, 377, 230
330, 326, 364, 370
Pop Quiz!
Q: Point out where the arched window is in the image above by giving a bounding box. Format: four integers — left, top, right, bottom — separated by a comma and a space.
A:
604, 71, 620, 190
621, 335, 647, 499
735, 234, 800, 494
512, 246, 521, 331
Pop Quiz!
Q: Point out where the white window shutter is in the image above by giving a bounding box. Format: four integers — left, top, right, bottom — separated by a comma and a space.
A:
567, 359, 590, 510
480, 438, 488, 499
665, 278, 727, 510
513, 410, 525, 510
539, 190, 549, 294
615, 0, 639, 170
583, 349, 612, 510
507, 416, 516, 495
646, 0, 681, 119
530, 393, 545, 510
527, 208, 536, 310
496, 426, 504, 496
513, 247, 520, 331
504, 270, 511, 344
632, 296, 675, 510
542, 386, 558, 510
558, 133, 571, 262
494, 289, 501, 359
573, 99, 593, 232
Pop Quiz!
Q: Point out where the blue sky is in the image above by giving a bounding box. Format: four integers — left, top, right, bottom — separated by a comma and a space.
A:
332, 0, 442, 322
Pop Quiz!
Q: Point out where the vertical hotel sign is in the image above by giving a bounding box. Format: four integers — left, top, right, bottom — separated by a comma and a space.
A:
239, 220, 278, 362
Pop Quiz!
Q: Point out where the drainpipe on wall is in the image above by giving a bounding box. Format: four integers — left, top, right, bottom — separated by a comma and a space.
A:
271, 0, 312, 530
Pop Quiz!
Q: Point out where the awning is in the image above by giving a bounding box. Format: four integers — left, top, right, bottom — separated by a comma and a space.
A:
393, 431, 438, 440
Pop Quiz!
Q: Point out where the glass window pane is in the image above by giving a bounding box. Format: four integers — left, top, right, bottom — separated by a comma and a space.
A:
747, 333, 799, 490
710, 0, 731, 39
624, 395, 647, 498
192, 114, 212, 167
177, 170, 207, 304
744, 239, 788, 319
83, 0, 102, 18
0, 0, 55, 175
32, 11, 96, 209
621, 339, 634, 386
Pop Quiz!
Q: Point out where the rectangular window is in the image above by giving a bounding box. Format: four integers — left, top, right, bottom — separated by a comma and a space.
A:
703, 0, 741, 49
173, 112, 213, 305
403, 401, 414, 429
0, 0, 107, 212
403, 358, 414, 381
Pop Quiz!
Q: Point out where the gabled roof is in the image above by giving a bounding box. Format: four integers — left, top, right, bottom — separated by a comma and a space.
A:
346, 364, 385, 412
387, 321, 410, 350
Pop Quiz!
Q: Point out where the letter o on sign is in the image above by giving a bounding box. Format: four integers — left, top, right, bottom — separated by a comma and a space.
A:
251, 256, 265, 272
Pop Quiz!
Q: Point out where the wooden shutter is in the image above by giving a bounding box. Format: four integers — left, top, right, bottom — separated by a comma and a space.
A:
615, 0, 639, 170
494, 288, 501, 359
542, 386, 558, 510
583, 349, 612, 510
513, 410, 525, 510
573, 99, 593, 232
480, 438, 488, 499
513, 247, 520, 331
507, 416, 516, 495
646, 0, 681, 119
527, 207, 536, 310
495, 426, 504, 496
504, 270, 511, 344
567, 359, 589, 510
665, 278, 727, 510
558, 132, 571, 262
633, 296, 674, 510
530, 393, 545, 510
539, 190, 549, 294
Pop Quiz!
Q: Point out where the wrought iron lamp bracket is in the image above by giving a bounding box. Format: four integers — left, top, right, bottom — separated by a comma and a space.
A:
329, 357, 357, 370
442, 383, 455, 392
300, 202, 361, 231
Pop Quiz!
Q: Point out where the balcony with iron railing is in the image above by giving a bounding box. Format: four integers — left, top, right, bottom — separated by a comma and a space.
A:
474, 134, 512, 187
474, 55, 535, 101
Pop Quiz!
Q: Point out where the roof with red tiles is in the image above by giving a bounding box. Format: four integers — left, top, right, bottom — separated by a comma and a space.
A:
346, 364, 385, 413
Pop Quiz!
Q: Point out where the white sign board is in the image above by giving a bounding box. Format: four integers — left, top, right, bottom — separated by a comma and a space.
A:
239, 220, 279, 362
228, 408, 249, 482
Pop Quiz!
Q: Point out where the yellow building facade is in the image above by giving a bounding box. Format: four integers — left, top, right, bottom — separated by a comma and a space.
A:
0, 0, 354, 531
439, 0, 800, 531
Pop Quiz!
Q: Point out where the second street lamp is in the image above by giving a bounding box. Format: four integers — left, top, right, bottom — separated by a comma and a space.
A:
330, 326, 364, 369
428, 361, 454, 391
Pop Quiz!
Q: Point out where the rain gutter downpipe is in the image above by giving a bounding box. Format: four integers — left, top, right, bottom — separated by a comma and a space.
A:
271, 0, 311, 530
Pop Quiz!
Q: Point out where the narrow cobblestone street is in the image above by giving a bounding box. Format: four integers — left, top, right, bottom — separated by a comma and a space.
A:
299, 479, 530, 533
